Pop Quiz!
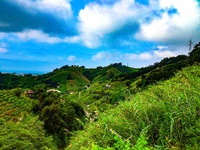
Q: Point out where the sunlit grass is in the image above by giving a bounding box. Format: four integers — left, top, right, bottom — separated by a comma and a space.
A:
67, 65, 200, 150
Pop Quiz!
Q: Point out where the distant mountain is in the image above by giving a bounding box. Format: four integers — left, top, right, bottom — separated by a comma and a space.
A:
35, 63, 137, 92
1, 42, 200, 93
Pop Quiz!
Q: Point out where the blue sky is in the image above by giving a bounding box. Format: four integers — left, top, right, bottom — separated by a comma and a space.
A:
0, 0, 200, 73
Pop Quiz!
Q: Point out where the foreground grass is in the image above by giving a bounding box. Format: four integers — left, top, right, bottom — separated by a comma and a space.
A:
67, 65, 200, 150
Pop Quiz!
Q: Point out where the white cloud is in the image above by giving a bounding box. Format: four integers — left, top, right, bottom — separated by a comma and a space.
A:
5, 29, 82, 44
153, 50, 176, 58
13, 0, 72, 20
139, 52, 152, 60
11, 30, 83, 44
0, 47, 8, 53
95, 47, 185, 62
123, 52, 153, 61
136, 0, 200, 43
77, 0, 146, 48
92, 51, 154, 62
92, 51, 113, 61
67, 55, 77, 61
14, 30, 62, 44
90, 46, 188, 68
76, 0, 200, 48
124, 53, 137, 60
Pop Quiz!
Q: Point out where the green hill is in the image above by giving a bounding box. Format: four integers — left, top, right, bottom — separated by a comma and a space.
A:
43, 67, 91, 92
0, 42, 200, 149
67, 64, 200, 150
33, 63, 137, 93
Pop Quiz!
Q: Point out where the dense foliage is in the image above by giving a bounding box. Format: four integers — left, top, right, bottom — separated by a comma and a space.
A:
31, 90, 86, 148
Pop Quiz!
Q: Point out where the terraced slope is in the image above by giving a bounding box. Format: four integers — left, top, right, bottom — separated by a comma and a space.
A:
0, 89, 32, 122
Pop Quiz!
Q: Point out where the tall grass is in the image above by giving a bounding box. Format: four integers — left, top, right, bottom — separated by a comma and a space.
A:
66, 65, 200, 150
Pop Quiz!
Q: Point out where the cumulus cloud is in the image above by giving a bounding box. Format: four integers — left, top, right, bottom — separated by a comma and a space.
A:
136, 0, 200, 43
124, 52, 152, 60
124, 48, 183, 61
91, 46, 186, 67
77, 0, 200, 48
139, 52, 152, 60
93, 51, 123, 62
90, 49, 177, 68
14, 30, 62, 44
124, 53, 137, 60
12, 0, 72, 20
8, 29, 82, 44
153, 50, 176, 58
2, 0, 199, 48
92, 51, 113, 61
67, 55, 77, 61
0, 1, 73, 34
77, 0, 145, 48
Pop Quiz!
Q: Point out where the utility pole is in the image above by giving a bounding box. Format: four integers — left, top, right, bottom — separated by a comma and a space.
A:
188, 39, 193, 52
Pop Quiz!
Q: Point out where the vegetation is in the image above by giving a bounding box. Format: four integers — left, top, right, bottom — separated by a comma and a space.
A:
0, 116, 56, 150
0, 89, 86, 149
67, 65, 200, 150
0, 42, 200, 149
0, 89, 32, 121
32, 90, 86, 149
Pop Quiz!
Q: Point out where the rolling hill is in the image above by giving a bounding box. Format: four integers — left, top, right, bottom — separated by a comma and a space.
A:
0, 42, 199, 149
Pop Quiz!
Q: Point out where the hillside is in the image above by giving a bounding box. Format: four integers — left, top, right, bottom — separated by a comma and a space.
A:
0, 88, 86, 149
67, 64, 200, 150
0, 89, 32, 121
0, 42, 200, 149
0, 63, 137, 92
63, 54, 191, 111
0, 89, 56, 149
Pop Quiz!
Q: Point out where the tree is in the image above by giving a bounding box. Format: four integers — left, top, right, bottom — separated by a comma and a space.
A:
41, 104, 65, 134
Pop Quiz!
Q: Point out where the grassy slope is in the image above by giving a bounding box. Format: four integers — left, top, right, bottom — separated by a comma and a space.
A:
44, 67, 90, 92
67, 65, 200, 149
0, 90, 57, 149
92, 67, 121, 83
64, 66, 132, 110
0, 89, 32, 122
